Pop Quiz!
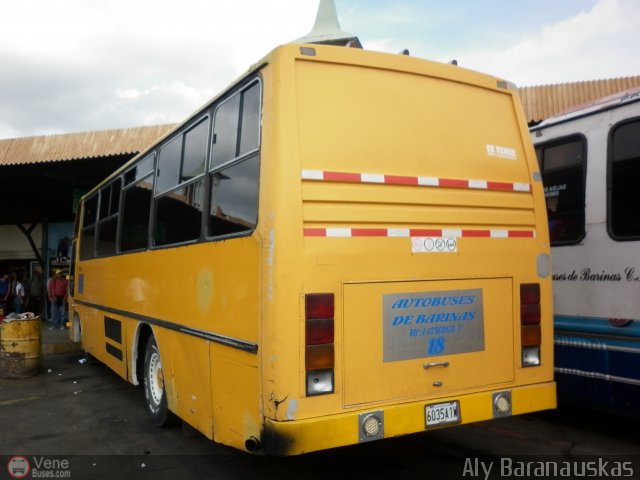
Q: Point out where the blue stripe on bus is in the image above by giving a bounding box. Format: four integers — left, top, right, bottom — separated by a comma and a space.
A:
554, 340, 640, 381
553, 314, 640, 416
554, 314, 640, 341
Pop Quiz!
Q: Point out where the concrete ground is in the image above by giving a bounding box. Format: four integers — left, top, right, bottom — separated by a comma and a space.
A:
41, 318, 83, 355
1, 323, 639, 479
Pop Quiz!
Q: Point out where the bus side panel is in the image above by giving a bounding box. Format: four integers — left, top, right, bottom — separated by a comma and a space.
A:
77, 304, 128, 380
210, 345, 260, 451
77, 303, 102, 360
167, 332, 213, 439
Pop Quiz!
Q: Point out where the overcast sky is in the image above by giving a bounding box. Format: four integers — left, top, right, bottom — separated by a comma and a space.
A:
1, 0, 638, 139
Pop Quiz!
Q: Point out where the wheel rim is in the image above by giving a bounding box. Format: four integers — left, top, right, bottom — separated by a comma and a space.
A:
148, 351, 164, 406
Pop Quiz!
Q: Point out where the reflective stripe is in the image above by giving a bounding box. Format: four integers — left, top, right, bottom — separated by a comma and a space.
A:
302, 169, 532, 193
555, 367, 640, 386
304, 228, 535, 238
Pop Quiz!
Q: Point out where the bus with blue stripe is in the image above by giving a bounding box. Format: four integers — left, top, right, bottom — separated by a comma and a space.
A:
531, 88, 640, 417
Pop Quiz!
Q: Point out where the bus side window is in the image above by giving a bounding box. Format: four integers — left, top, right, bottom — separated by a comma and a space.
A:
208, 82, 261, 238
181, 120, 208, 182
208, 158, 259, 236
80, 194, 98, 260
537, 137, 586, 245
120, 175, 153, 252
154, 181, 205, 246
155, 136, 182, 195
610, 118, 640, 239
152, 117, 209, 247
96, 179, 122, 257
211, 95, 240, 169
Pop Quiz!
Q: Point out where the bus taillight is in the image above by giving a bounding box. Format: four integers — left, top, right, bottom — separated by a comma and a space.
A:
305, 293, 334, 320
520, 284, 541, 367
305, 293, 335, 395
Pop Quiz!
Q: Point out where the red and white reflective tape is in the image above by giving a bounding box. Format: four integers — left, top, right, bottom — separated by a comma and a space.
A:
301, 169, 531, 193
304, 228, 535, 238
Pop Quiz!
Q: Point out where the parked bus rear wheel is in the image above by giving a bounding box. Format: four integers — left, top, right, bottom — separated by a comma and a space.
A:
143, 335, 178, 427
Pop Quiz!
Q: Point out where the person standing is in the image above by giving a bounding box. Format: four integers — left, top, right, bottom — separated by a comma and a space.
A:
48, 270, 68, 329
0, 272, 10, 314
46, 270, 55, 322
6, 272, 17, 314
14, 274, 26, 314
28, 270, 43, 317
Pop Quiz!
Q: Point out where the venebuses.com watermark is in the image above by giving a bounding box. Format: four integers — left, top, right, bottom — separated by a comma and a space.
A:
6, 456, 71, 479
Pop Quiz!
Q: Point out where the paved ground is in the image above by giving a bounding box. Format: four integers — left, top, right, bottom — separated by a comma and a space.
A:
41, 319, 83, 355
0, 324, 639, 479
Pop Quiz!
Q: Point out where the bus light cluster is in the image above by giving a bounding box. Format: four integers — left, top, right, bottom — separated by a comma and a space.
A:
520, 283, 542, 367
305, 293, 335, 395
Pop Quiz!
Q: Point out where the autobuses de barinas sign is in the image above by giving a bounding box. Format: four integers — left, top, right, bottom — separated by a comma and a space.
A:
383, 289, 485, 362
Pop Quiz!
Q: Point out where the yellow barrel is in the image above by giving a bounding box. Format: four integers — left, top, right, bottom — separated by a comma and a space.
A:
0, 316, 41, 379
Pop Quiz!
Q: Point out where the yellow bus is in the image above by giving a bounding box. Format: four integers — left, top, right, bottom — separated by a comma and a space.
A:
70, 43, 556, 456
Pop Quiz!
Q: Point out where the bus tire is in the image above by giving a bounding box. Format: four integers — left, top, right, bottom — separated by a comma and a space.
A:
143, 335, 178, 427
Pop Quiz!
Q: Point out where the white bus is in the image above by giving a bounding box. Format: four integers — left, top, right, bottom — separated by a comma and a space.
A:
531, 87, 640, 417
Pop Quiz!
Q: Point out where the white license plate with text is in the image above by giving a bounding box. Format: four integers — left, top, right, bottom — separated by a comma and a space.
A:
425, 401, 460, 427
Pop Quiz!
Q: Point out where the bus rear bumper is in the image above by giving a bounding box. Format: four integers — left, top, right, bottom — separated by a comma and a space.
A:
262, 381, 556, 456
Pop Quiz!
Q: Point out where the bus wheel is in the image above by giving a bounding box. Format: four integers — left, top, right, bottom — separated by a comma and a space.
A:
143, 335, 178, 427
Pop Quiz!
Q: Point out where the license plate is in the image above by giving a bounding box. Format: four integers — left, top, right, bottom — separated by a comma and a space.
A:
425, 401, 460, 427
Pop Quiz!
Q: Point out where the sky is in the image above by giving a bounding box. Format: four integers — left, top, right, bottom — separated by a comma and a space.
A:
1, 0, 638, 139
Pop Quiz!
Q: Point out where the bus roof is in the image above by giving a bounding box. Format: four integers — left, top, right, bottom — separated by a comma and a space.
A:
81, 43, 517, 201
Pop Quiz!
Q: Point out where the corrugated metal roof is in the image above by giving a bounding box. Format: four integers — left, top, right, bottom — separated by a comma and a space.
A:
0, 124, 175, 166
518, 75, 640, 124
531, 86, 640, 131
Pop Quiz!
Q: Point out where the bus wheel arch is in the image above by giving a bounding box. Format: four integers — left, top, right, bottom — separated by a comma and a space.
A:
133, 323, 153, 386
142, 331, 179, 427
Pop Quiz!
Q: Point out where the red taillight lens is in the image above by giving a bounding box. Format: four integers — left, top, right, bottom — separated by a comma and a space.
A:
306, 317, 334, 345
521, 304, 541, 325
520, 283, 540, 305
305, 293, 335, 395
520, 284, 541, 325
305, 293, 334, 320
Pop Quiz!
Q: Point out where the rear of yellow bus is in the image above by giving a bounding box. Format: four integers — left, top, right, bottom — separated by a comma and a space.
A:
257, 44, 555, 455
